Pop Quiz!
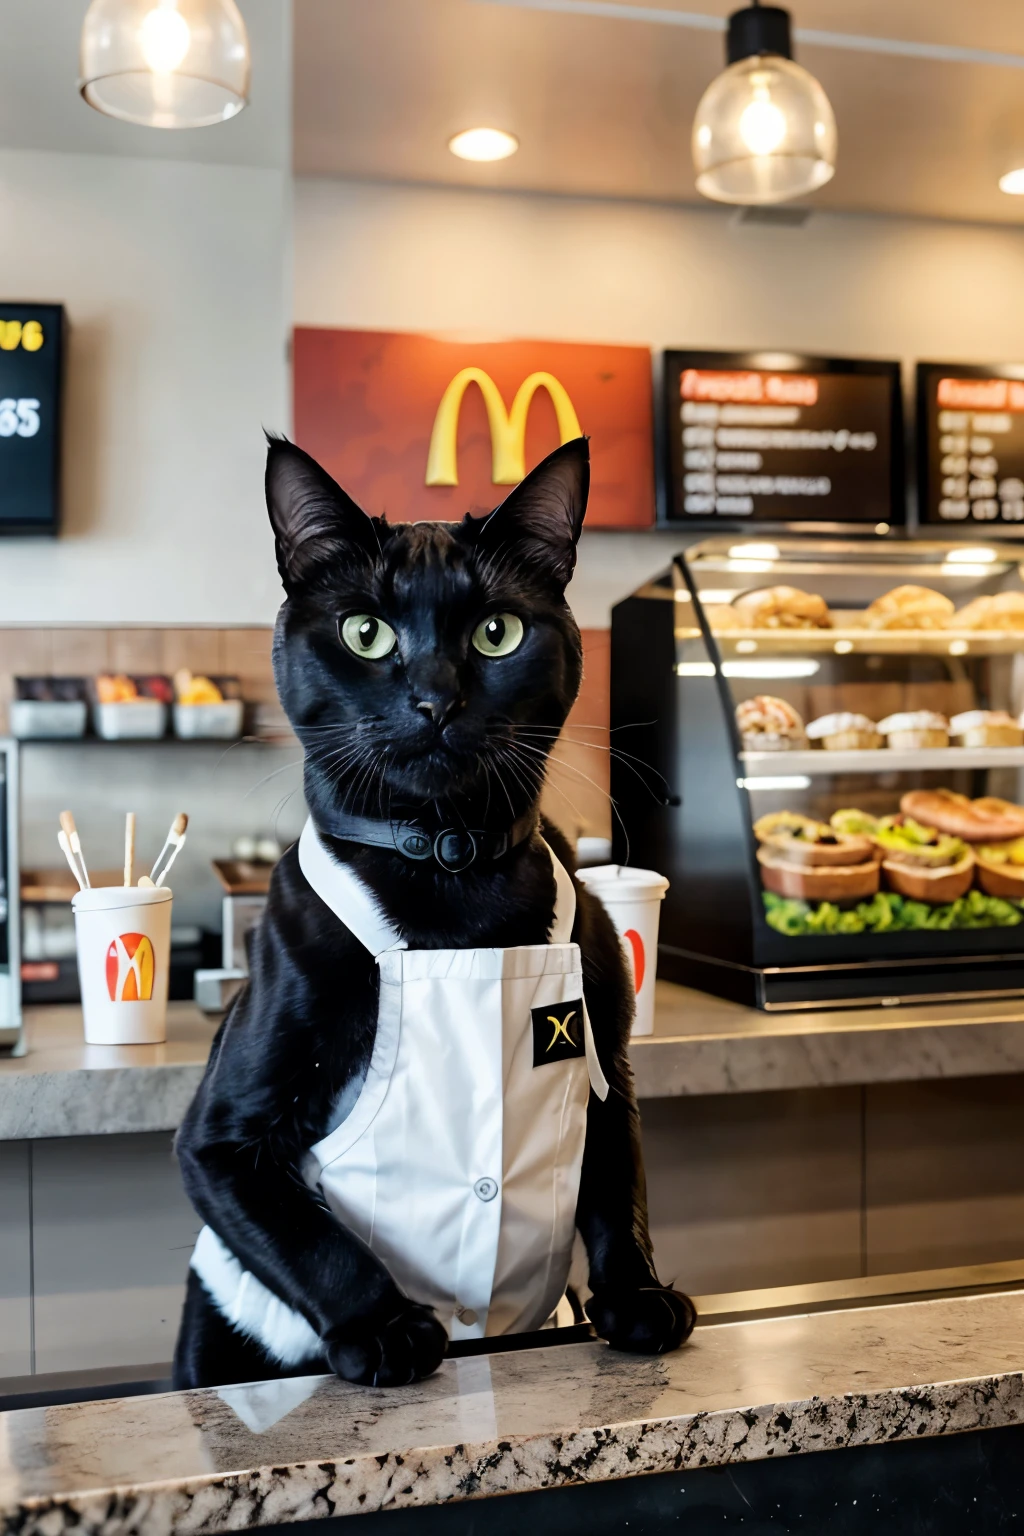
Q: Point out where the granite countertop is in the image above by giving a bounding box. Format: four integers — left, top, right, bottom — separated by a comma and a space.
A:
2, 1288, 1024, 1533
5, 985, 1024, 1139
0, 1004, 216, 1141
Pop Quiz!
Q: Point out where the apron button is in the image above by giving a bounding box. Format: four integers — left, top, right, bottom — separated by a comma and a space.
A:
457, 1306, 478, 1326
473, 1176, 498, 1202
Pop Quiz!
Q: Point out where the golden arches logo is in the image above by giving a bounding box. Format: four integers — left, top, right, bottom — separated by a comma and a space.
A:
425, 367, 582, 488
106, 932, 155, 1002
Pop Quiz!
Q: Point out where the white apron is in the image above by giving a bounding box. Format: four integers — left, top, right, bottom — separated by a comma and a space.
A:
191, 821, 609, 1366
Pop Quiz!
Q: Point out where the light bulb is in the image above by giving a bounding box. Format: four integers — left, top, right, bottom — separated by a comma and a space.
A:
139, 5, 190, 73
999, 168, 1024, 195
738, 94, 786, 156
80, 0, 250, 129
692, 5, 836, 206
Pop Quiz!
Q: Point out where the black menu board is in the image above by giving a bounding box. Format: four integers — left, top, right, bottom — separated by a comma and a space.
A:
661, 350, 902, 528
0, 303, 64, 536
917, 362, 1024, 529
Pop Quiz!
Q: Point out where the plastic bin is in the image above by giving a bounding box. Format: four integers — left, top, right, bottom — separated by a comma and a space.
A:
93, 700, 168, 740
11, 699, 87, 739
173, 700, 244, 740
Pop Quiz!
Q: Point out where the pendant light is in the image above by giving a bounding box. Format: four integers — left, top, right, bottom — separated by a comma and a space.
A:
79, 0, 250, 129
692, 3, 836, 205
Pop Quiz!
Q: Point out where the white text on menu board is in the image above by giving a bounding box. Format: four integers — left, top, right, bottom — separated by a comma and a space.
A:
679, 369, 877, 517
935, 377, 1024, 522
0, 318, 44, 440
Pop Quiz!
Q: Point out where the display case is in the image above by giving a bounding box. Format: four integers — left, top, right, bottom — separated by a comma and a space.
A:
611, 537, 1024, 1009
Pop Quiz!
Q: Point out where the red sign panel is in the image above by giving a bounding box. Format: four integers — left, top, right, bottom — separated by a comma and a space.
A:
293, 328, 654, 528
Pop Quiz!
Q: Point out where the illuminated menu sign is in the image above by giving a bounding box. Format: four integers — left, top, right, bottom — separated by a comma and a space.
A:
661, 350, 902, 527
0, 304, 64, 536
917, 363, 1024, 527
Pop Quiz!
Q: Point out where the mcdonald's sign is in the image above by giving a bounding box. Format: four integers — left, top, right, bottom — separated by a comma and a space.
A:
293, 328, 654, 527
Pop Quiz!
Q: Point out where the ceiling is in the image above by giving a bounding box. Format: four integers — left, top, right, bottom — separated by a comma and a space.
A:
0, 0, 289, 169
294, 0, 1024, 224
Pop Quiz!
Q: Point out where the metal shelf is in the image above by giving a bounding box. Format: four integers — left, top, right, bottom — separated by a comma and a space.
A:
678, 625, 1024, 657
740, 747, 1024, 776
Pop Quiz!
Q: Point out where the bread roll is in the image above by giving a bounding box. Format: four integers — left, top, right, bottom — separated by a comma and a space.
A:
877, 711, 949, 750
949, 710, 1023, 749
900, 789, 1024, 842
806, 712, 882, 751
951, 593, 1024, 632
735, 695, 807, 750
882, 851, 975, 903
757, 847, 881, 903
864, 586, 955, 630
976, 855, 1024, 900
731, 586, 831, 630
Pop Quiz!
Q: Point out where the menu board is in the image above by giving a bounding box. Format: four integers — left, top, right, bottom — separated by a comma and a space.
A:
918, 362, 1024, 528
661, 350, 902, 527
0, 303, 64, 536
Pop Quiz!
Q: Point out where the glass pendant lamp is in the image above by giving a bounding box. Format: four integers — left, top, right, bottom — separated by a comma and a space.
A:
693, 3, 837, 205
80, 0, 250, 129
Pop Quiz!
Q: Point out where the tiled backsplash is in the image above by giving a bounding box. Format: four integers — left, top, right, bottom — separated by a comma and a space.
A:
7, 624, 612, 934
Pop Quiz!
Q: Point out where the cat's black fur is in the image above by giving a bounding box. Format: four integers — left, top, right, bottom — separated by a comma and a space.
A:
173, 436, 695, 1390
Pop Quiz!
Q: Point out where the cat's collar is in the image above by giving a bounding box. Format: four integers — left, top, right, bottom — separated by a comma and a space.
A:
317, 810, 538, 873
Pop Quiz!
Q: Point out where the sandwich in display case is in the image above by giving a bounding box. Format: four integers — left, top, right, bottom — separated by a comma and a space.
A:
611, 537, 1024, 1009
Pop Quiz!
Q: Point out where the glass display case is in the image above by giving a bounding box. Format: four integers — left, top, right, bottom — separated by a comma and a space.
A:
611, 537, 1024, 1009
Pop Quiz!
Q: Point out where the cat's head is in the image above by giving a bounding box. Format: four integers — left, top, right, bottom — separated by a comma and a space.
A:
266, 436, 588, 829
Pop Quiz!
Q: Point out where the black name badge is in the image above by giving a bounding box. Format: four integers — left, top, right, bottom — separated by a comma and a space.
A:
532, 999, 586, 1067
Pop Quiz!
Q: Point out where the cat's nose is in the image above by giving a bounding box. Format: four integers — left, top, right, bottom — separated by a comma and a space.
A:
415, 697, 462, 728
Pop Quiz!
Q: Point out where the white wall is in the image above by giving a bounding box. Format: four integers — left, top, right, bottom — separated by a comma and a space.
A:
0, 147, 290, 624
295, 177, 1024, 626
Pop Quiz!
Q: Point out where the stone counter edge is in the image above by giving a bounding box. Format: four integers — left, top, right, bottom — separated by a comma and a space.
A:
6, 1370, 1024, 1534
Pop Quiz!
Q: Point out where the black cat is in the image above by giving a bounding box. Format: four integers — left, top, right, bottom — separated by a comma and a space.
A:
173, 435, 695, 1390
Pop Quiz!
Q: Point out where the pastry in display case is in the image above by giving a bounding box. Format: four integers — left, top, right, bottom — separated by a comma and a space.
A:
611, 537, 1024, 1008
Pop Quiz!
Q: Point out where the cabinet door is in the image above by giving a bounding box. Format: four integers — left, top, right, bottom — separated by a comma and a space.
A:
32, 1133, 199, 1375
0, 1141, 31, 1379
641, 1088, 864, 1297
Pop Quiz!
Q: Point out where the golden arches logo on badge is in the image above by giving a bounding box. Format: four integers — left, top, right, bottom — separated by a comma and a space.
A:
106, 932, 156, 1003
426, 367, 582, 487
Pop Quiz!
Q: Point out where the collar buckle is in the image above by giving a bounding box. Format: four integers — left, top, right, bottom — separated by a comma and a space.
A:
433, 828, 478, 872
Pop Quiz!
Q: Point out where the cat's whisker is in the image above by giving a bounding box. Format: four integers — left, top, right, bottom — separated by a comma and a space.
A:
241, 757, 304, 800
509, 739, 632, 861
509, 728, 672, 796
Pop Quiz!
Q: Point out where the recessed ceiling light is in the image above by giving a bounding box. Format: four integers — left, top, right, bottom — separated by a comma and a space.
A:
448, 128, 519, 162
999, 168, 1024, 195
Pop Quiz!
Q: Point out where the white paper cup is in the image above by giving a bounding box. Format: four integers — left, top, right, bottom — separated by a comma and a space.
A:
576, 865, 669, 1036
72, 886, 173, 1045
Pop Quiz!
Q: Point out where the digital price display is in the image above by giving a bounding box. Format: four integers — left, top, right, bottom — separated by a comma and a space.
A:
661, 350, 903, 528
917, 362, 1024, 528
0, 304, 64, 535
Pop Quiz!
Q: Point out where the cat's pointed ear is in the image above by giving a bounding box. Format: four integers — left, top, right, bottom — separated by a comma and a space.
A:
265, 435, 379, 594
476, 437, 589, 588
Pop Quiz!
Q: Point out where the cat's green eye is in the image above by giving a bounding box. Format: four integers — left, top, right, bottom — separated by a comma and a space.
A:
472, 613, 524, 658
340, 613, 398, 660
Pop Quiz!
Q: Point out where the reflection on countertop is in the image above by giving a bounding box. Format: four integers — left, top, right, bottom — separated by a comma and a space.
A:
2, 1288, 1024, 1532
6, 983, 1024, 1139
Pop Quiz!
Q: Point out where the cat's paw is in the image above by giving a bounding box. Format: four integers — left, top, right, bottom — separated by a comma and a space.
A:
325, 1300, 447, 1387
587, 1286, 696, 1356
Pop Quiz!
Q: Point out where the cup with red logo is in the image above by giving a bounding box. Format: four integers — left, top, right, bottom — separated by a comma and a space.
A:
72, 885, 172, 1045
575, 865, 669, 1036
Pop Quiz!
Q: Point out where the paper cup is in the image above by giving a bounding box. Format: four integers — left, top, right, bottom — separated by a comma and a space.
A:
576, 865, 669, 1036
72, 886, 173, 1045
